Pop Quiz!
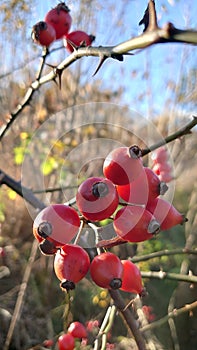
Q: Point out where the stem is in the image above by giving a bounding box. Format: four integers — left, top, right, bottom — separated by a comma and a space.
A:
94, 305, 116, 350
141, 270, 197, 283
0, 169, 46, 210
140, 300, 197, 333
131, 248, 197, 263
109, 289, 147, 350
3, 239, 38, 350
141, 116, 197, 156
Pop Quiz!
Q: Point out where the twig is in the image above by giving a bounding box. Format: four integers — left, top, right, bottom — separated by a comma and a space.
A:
131, 248, 197, 263
140, 300, 197, 333
3, 239, 38, 350
141, 116, 197, 156
109, 289, 146, 350
0, 47, 49, 141
0, 169, 46, 210
94, 305, 116, 350
141, 270, 197, 283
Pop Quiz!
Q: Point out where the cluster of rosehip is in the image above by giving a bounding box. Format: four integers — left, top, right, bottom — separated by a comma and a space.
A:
33, 144, 187, 349
33, 144, 186, 291
31, 2, 95, 53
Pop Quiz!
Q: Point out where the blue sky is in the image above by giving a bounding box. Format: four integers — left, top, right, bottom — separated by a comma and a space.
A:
1, 0, 197, 121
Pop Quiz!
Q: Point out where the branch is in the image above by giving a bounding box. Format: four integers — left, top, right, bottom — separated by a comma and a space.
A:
1, 4, 197, 141
3, 239, 38, 350
131, 248, 197, 263
141, 116, 197, 156
141, 270, 197, 284
0, 169, 46, 210
140, 300, 197, 333
109, 289, 146, 350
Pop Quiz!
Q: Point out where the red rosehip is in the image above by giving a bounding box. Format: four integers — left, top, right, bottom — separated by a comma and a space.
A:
103, 145, 143, 185
76, 177, 119, 221
113, 206, 160, 242
64, 30, 95, 53
43, 339, 54, 348
117, 167, 168, 205
58, 333, 75, 350
54, 244, 90, 290
68, 321, 87, 339
90, 252, 123, 289
31, 21, 56, 47
45, 3, 72, 39
146, 198, 187, 230
33, 204, 80, 248
120, 260, 143, 295
151, 147, 169, 164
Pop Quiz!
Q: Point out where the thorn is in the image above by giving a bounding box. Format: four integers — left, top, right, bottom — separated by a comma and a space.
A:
65, 38, 78, 51
56, 68, 63, 90
45, 63, 56, 69
92, 55, 108, 76
111, 53, 124, 61
139, 0, 158, 32
139, 3, 149, 32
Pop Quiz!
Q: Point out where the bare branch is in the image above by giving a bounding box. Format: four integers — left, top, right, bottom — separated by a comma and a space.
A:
140, 300, 197, 333
109, 289, 147, 350
141, 116, 197, 156
131, 248, 197, 263
141, 270, 197, 284
0, 169, 46, 210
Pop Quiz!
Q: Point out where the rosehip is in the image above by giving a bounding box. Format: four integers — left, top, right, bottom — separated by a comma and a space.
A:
113, 206, 160, 242
76, 177, 119, 221
54, 244, 90, 291
151, 147, 169, 164
64, 30, 95, 53
117, 167, 168, 205
120, 260, 143, 295
45, 3, 72, 39
146, 197, 187, 230
68, 321, 87, 339
58, 333, 75, 350
90, 252, 123, 289
31, 21, 56, 47
33, 204, 80, 247
103, 145, 143, 185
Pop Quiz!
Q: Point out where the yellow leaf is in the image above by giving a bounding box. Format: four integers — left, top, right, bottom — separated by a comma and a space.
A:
7, 189, 17, 200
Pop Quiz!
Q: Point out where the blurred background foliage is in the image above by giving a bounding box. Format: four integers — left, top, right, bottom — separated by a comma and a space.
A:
0, 0, 197, 349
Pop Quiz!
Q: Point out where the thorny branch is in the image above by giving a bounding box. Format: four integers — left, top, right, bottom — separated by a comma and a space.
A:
1, 0, 197, 140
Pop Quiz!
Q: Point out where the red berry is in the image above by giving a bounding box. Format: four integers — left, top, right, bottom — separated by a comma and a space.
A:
64, 30, 95, 53
43, 339, 54, 348
76, 177, 119, 221
54, 244, 90, 290
33, 204, 80, 247
117, 167, 168, 205
68, 321, 87, 339
58, 333, 75, 350
120, 260, 143, 294
31, 21, 56, 47
45, 3, 72, 40
146, 198, 187, 230
90, 252, 123, 289
113, 206, 160, 242
103, 145, 143, 185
